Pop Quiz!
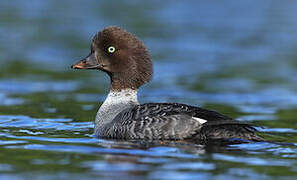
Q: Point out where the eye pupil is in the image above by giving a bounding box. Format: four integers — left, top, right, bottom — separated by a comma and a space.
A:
108, 46, 116, 53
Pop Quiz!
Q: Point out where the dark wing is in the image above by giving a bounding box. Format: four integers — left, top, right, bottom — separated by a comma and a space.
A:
102, 114, 205, 140
103, 103, 262, 141
113, 103, 233, 123
200, 120, 263, 141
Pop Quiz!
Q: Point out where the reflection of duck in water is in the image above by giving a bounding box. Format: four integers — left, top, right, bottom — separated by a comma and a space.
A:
72, 26, 263, 144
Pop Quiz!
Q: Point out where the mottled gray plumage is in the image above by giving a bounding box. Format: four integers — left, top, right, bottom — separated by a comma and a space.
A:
72, 26, 264, 144
96, 103, 262, 143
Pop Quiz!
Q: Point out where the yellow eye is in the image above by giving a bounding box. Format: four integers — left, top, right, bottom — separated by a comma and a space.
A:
108, 46, 116, 53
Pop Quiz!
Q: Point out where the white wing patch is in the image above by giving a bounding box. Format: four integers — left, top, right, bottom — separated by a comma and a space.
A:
193, 117, 207, 124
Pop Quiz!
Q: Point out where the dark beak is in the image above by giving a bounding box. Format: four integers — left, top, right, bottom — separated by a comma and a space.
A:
71, 52, 102, 69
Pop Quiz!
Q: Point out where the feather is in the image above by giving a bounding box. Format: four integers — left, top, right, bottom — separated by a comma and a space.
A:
98, 103, 262, 142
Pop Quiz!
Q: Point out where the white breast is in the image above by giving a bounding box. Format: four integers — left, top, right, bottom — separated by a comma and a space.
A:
95, 89, 139, 126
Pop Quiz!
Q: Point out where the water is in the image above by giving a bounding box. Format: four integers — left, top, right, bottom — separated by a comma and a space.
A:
0, 0, 297, 179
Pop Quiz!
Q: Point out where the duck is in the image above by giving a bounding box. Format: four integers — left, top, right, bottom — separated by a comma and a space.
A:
71, 26, 263, 144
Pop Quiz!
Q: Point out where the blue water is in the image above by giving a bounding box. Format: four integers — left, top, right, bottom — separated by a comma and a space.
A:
0, 1, 297, 179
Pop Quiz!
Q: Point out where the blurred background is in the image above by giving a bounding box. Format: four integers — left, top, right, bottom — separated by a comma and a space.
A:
0, 0, 296, 179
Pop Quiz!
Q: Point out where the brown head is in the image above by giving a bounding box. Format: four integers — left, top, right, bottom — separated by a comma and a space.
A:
71, 26, 153, 91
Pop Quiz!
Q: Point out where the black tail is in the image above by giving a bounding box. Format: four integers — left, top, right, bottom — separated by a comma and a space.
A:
201, 120, 264, 142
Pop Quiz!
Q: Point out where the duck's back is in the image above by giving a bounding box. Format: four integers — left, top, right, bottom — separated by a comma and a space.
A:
96, 103, 263, 143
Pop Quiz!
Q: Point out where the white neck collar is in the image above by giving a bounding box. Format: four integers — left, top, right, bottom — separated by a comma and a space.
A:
95, 89, 139, 131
